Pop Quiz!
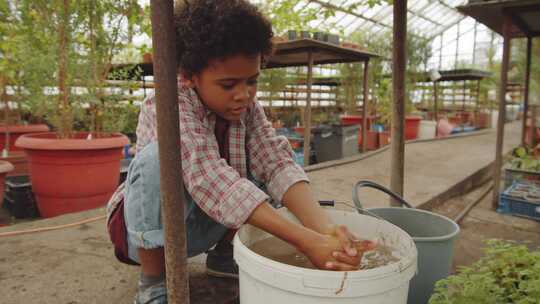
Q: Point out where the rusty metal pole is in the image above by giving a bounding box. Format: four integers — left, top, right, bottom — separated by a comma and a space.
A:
434, 81, 439, 136
472, 21, 478, 65
475, 80, 481, 112
521, 37, 532, 147
361, 60, 369, 153
462, 80, 466, 113
533, 106, 539, 146
150, 1, 189, 303
492, 15, 512, 209
390, 0, 407, 205
303, 51, 314, 167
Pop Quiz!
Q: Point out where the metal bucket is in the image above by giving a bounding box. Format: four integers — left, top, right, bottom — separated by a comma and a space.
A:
353, 181, 460, 304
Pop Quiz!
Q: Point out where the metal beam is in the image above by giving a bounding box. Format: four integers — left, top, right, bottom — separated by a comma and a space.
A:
361, 60, 369, 153
522, 37, 532, 146
150, 0, 189, 303
303, 51, 314, 167
472, 21, 478, 65
391, 0, 407, 205
492, 14, 512, 209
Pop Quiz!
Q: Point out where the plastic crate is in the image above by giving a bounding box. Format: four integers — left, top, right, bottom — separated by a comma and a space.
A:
504, 168, 540, 189
498, 182, 540, 221
2, 175, 39, 218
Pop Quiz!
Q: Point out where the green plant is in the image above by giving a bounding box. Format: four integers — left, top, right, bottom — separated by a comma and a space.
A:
429, 239, 540, 304
259, 68, 290, 121
337, 62, 363, 114
510, 146, 540, 171
10, 0, 145, 138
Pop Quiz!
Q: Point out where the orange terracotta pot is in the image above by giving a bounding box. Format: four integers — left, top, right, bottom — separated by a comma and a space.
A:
0, 124, 50, 152
378, 131, 390, 147
405, 116, 422, 140
0, 160, 14, 207
358, 130, 379, 151
15, 132, 129, 218
474, 112, 489, 129
142, 52, 153, 63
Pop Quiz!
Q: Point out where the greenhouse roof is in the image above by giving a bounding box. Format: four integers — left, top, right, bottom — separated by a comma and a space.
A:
295, 0, 469, 40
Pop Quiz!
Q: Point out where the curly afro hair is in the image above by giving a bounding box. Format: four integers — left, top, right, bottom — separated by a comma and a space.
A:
175, 0, 274, 77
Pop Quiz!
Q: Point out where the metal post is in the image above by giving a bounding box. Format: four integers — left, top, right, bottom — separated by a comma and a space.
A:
361, 60, 369, 153
303, 51, 314, 167
390, 0, 407, 205
521, 37, 532, 147
472, 22, 478, 65
439, 33, 443, 70
150, 1, 189, 303
492, 15, 512, 209
475, 80, 481, 112
462, 80, 466, 113
434, 81, 439, 136
533, 106, 539, 146
455, 20, 460, 69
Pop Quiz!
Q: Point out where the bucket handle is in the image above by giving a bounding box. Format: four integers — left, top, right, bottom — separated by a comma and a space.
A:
318, 200, 389, 223
352, 180, 414, 209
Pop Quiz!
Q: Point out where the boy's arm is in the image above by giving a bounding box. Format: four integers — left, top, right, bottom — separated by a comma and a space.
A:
246, 201, 362, 271
281, 181, 372, 259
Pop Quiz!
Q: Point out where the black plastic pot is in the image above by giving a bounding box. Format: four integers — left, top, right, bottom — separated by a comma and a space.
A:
2, 175, 39, 218
287, 30, 297, 40
300, 31, 311, 39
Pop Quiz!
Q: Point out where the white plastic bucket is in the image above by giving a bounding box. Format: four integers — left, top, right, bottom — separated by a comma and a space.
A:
418, 120, 437, 140
233, 208, 418, 304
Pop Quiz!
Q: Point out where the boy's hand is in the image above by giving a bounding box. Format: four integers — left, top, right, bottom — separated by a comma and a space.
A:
326, 225, 377, 268
299, 233, 359, 271
299, 228, 376, 271
300, 225, 377, 271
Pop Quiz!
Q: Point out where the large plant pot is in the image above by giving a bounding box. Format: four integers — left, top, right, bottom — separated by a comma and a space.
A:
15, 132, 129, 218
0, 160, 14, 207
474, 111, 489, 129
0, 124, 50, 152
405, 116, 422, 140
378, 131, 390, 147
340, 115, 375, 130
358, 130, 379, 150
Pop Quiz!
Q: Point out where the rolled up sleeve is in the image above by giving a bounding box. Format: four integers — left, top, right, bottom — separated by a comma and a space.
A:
246, 101, 309, 202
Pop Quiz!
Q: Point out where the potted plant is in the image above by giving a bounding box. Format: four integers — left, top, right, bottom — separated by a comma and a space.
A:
0, 3, 51, 177
14, 0, 144, 217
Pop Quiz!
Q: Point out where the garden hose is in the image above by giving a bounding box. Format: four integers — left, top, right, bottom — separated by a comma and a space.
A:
0, 214, 106, 238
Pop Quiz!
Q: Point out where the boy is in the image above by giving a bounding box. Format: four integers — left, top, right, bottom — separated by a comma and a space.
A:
107, 1, 374, 303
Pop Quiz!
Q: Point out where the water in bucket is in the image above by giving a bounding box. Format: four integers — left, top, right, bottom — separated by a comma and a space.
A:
248, 236, 400, 270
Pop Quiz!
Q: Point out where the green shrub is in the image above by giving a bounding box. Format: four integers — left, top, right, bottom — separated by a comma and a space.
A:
429, 239, 540, 304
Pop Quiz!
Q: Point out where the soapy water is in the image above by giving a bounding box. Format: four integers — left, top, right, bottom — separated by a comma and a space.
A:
249, 236, 400, 270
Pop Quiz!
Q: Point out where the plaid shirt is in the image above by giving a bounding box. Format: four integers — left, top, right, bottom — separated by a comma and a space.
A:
107, 83, 309, 228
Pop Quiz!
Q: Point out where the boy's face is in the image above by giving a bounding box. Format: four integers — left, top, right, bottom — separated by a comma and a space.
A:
186, 54, 260, 121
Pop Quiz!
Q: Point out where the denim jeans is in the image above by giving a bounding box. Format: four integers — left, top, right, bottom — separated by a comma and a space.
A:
123, 142, 267, 263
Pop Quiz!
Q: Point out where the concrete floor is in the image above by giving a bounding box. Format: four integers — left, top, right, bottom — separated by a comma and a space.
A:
0, 121, 533, 304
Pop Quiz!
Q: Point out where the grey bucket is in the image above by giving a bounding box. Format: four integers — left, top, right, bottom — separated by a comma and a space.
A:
353, 181, 460, 304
